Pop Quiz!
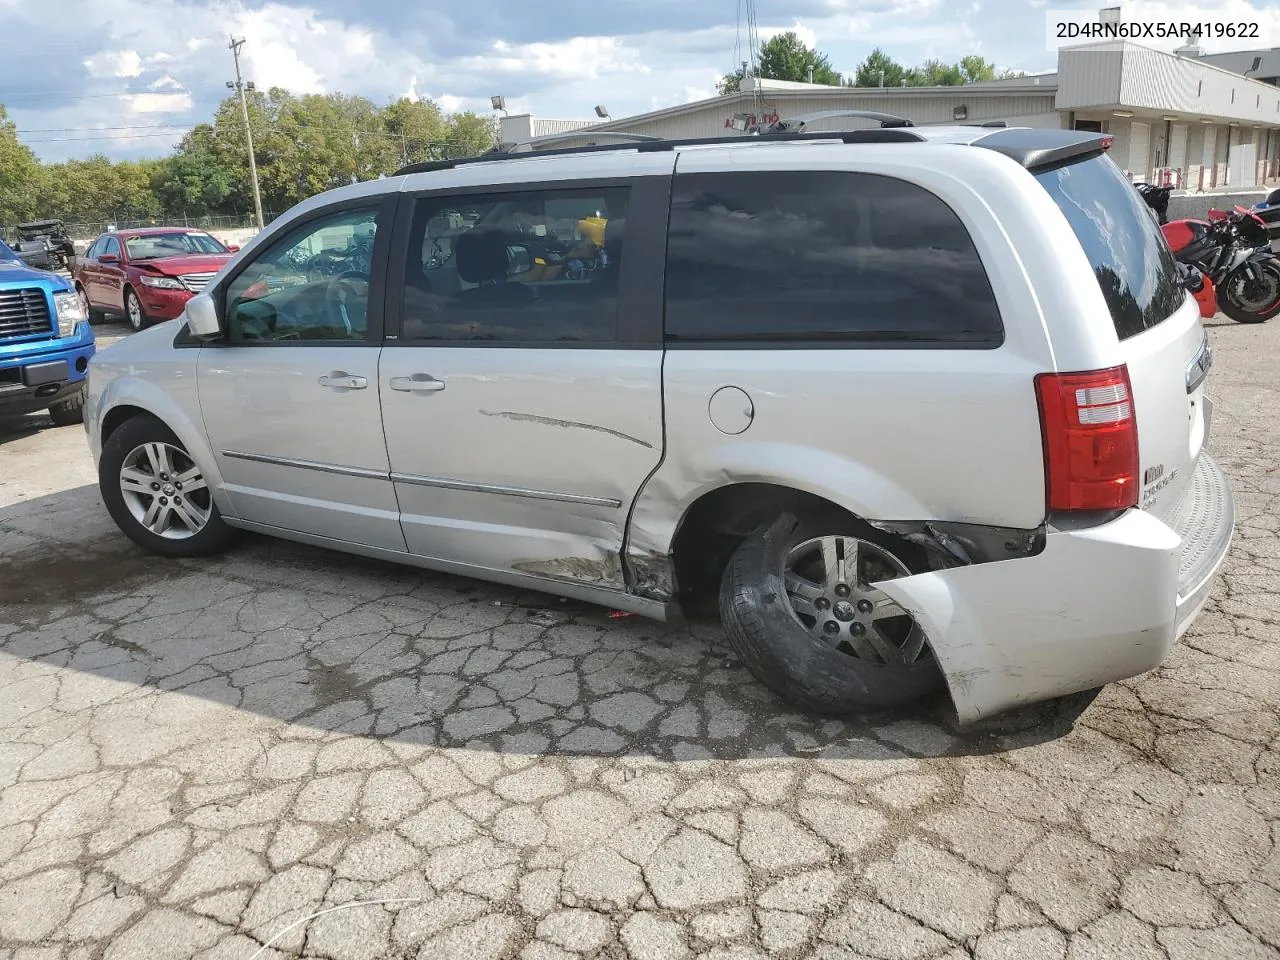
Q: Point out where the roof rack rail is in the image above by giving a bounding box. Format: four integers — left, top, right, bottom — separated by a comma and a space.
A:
763, 109, 915, 133
392, 127, 926, 177
499, 131, 664, 153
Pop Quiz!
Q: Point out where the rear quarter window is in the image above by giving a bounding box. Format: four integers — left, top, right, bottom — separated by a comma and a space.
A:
663, 170, 1004, 346
1035, 154, 1185, 340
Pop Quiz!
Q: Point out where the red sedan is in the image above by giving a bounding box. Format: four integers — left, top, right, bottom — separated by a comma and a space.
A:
73, 228, 239, 332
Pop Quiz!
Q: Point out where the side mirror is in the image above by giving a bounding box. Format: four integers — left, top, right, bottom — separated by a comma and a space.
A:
226, 244, 240, 253
99, 253, 119, 264
184, 292, 222, 340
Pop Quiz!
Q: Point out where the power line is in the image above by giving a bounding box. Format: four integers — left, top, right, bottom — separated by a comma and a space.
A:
16, 123, 192, 133
0, 90, 193, 104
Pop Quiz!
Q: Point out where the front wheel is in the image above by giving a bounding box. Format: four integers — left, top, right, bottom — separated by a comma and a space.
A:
719, 512, 944, 714
1218, 259, 1280, 323
76, 284, 105, 324
124, 287, 150, 332
98, 414, 234, 557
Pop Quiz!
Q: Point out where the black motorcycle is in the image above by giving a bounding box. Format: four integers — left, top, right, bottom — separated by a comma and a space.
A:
1135, 182, 1171, 224
1163, 206, 1280, 324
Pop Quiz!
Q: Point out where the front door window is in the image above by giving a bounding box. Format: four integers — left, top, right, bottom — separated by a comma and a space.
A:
225, 207, 379, 343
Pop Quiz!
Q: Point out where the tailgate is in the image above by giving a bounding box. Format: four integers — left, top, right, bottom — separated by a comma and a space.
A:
1120, 294, 1208, 520
1033, 152, 1207, 521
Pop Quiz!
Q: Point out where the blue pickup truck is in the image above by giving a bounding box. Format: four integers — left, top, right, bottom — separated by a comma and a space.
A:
0, 238, 95, 426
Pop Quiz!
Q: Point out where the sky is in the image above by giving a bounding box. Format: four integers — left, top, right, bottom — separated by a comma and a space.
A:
4, 0, 1280, 162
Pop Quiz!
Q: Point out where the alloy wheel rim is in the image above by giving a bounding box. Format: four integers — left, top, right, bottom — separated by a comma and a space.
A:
127, 293, 142, 329
119, 442, 211, 539
78, 288, 90, 317
783, 535, 929, 665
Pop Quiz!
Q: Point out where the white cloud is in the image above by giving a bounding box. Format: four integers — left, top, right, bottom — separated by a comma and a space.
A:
476, 36, 646, 80
83, 50, 143, 78
123, 92, 194, 114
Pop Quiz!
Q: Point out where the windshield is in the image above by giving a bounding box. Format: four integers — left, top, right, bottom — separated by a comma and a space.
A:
125, 232, 228, 260
1035, 153, 1184, 341
0, 239, 16, 261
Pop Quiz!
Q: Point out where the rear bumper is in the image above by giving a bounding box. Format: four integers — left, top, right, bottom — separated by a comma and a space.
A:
877, 452, 1235, 723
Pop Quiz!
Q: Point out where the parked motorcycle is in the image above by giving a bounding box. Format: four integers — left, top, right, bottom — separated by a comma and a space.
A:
1134, 182, 1171, 225
1248, 187, 1280, 252
1161, 206, 1280, 324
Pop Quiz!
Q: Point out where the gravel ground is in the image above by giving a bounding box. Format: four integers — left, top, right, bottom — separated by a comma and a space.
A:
0, 316, 1277, 960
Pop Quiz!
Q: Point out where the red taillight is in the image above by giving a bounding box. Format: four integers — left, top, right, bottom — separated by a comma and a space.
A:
1101, 136, 1113, 150
1035, 365, 1139, 512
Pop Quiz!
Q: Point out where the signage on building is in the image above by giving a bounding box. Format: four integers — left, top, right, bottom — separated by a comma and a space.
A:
724, 112, 780, 129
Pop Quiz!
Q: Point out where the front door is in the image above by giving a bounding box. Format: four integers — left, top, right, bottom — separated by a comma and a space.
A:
378, 171, 672, 590
197, 198, 406, 551
97, 236, 125, 313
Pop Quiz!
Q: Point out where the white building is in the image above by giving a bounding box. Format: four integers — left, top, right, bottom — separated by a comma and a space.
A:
503, 40, 1280, 192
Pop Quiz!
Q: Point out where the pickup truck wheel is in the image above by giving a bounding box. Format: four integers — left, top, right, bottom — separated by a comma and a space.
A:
47, 386, 86, 426
99, 414, 233, 557
124, 287, 150, 332
75, 284, 104, 324
719, 512, 944, 713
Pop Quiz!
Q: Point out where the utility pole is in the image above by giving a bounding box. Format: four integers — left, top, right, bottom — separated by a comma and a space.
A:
227, 36, 264, 230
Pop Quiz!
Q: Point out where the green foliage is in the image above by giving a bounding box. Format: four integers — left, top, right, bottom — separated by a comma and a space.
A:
849, 50, 1022, 88
0, 93, 498, 230
720, 31, 842, 94
0, 106, 41, 226
852, 48, 908, 88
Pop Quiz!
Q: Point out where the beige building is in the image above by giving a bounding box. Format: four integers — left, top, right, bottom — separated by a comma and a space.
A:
502, 40, 1280, 192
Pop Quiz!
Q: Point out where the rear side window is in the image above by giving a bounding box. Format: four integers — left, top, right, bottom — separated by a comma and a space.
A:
1035, 154, 1184, 340
664, 171, 1004, 346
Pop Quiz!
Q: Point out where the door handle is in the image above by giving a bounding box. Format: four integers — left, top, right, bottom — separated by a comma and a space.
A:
389, 374, 446, 394
318, 372, 368, 390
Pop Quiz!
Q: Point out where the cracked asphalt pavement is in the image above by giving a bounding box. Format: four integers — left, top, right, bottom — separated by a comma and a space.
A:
1, 318, 1278, 960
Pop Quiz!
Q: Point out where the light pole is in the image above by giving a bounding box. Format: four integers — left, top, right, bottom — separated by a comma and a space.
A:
227, 36, 264, 230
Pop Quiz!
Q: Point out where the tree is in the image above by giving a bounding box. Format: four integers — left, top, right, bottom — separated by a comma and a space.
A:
154, 125, 237, 218
0, 105, 41, 227
1, 90, 499, 229
850, 51, 1022, 89
443, 112, 498, 160
959, 55, 998, 84
907, 58, 965, 87
852, 48, 908, 88
719, 31, 841, 93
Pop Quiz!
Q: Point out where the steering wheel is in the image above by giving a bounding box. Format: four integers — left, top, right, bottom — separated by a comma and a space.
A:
324, 271, 369, 336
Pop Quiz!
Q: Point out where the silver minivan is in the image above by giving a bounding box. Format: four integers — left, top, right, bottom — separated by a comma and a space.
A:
85, 124, 1234, 723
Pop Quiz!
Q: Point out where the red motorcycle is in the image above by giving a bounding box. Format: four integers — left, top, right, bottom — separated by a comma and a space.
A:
1161, 205, 1280, 324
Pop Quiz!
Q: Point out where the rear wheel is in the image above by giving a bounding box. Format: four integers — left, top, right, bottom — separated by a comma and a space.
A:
1218, 260, 1280, 323
99, 414, 234, 557
124, 287, 150, 332
719, 512, 943, 713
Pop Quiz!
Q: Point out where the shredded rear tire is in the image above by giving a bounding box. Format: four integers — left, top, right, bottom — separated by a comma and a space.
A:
719, 512, 944, 713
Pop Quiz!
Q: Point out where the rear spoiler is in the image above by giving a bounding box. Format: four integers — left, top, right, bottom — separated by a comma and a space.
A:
971, 128, 1112, 172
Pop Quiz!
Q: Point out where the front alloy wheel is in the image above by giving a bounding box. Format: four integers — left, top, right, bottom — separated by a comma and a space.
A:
125, 288, 147, 332
98, 413, 234, 557
118, 441, 211, 538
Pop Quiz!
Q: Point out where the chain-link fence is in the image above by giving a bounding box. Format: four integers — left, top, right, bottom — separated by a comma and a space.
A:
4, 212, 281, 245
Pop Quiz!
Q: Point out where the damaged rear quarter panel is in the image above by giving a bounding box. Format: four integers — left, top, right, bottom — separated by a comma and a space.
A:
874, 509, 1182, 724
